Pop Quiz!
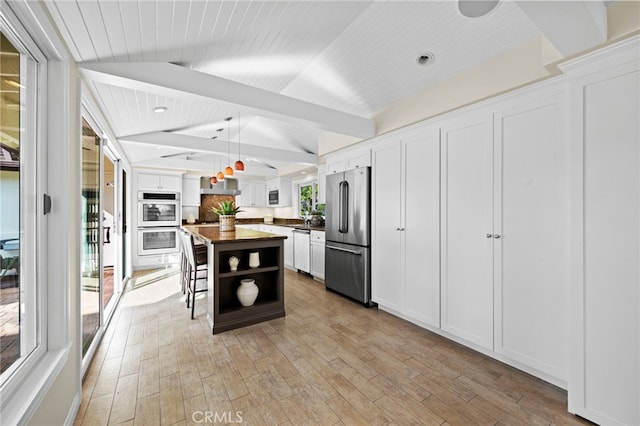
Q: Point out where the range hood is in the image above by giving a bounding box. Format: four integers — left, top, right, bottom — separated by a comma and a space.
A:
200, 177, 241, 196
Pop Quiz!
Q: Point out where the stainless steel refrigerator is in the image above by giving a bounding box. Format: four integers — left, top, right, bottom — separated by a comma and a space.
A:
325, 167, 374, 306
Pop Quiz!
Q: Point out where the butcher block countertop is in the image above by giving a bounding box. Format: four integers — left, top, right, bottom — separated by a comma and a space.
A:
183, 224, 287, 244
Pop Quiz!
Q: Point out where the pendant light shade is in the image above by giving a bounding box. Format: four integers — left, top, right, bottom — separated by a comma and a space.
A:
234, 112, 245, 172
224, 116, 234, 176
210, 176, 218, 185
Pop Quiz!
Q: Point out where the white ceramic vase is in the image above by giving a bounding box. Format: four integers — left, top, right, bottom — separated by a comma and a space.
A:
237, 279, 259, 306
248, 252, 260, 268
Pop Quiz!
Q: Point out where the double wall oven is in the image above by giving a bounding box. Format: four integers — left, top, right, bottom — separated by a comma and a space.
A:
137, 191, 181, 256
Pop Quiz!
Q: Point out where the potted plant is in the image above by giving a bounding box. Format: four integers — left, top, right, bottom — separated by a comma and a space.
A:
209, 201, 243, 232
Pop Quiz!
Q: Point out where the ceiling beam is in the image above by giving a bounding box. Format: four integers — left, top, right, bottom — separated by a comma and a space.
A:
120, 131, 318, 165
134, 157, 279, 177
79, 62, 376, 139
515, 1, 607, 57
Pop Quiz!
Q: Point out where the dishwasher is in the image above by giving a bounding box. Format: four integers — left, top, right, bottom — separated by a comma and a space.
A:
292, 228, 311, 273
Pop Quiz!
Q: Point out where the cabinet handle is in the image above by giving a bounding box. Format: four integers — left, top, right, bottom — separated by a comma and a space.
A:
486, 233, 493, 238
493, 234, 501, 239
400, 228, 405, 231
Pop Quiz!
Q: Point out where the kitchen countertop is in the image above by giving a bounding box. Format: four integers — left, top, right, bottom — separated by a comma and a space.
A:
183, 224, 287, 244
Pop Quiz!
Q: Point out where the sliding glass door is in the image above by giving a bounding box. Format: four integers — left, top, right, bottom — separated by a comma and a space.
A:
80, 116, 125, 368
81, 117, 101, 357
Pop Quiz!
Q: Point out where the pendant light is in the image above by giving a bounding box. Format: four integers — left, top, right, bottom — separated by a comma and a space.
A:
224, 116, 234, 176
215, 128, 225, 182
234, 112, 245, 172
210, 132, 219, 185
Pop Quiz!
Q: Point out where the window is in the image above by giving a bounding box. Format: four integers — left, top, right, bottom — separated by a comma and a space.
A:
1, 3, 71, 424
298, 180, 325, 216
0, 26, 39, 383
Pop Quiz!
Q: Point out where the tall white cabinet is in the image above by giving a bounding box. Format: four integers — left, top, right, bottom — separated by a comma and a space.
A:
371, 80, 570, 386
372, 126, 440, 328
440, 112, 495, 350
563, 38, 639, 426
492, 95, 568, 382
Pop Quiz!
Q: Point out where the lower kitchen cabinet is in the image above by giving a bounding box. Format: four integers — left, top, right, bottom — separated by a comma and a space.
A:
293, 230, 310, 273
269, 225, 294, 269
310, 230, 325, 280
372, 125, 440, 328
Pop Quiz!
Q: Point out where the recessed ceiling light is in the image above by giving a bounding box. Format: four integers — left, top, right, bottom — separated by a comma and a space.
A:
458, 0, 500, 18
301, 171, 307, 175
153, 106, 167, 113
416, 51, 435, 66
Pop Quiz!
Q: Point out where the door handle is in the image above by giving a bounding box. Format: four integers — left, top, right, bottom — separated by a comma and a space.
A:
493, 234, 501, 239
327, 245, 362, 255
486, 233, 493, 238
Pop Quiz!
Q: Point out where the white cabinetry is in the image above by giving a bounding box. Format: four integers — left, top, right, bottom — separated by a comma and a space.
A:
564, 39, 639, 426
440, 112, 495, 351
310, 230, 325, 280
266, 177, 292, 206
293, 230, 310, 273
325, 147, 371, 174
238, 181, 266, 207
317, 163, 326, 205
372, 127, 440, 327
269, 225, 294, 269
182, 175, 201, 206
137, 172, 181, 191
492, 95, 568, 382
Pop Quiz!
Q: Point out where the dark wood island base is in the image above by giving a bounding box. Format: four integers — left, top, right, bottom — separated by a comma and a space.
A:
184, 225, 286, 334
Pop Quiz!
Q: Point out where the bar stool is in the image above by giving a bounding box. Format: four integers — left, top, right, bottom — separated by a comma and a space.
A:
180, 229, 206, 294
179, 231, 208, 319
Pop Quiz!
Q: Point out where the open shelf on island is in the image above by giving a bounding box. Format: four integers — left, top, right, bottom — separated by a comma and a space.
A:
219, 265, 279, 278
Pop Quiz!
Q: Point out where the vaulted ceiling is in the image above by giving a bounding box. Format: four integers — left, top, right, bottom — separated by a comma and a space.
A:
44, 1, 607, 178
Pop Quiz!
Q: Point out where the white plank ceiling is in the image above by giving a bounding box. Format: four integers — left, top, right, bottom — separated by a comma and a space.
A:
46, 0, 543, 176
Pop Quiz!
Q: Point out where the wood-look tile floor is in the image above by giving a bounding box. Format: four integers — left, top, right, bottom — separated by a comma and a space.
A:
75, 269, 592, 426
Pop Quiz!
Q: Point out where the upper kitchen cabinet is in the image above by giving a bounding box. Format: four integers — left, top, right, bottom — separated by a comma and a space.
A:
266, 177, 292, 206
316, 164, 326, 205
137, 172, 181, 192
238, 181, 267, 207
563, 38, 639, 426
371, 126, 440, 328
325, 147, 371, 175
182, 175, 201, 206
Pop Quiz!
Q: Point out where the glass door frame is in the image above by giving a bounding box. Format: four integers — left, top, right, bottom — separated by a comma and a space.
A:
80, 108, 126, 375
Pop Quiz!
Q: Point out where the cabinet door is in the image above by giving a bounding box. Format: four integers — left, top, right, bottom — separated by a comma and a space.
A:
238, 182, 254, 207
182, 176, 201, 206
326, 157, 346, 174
293, 232, 310, 273
311, 243, 325, 279
159, 175, 181, 191
371, 139, 403, 311
347, 150, 371, 169
493, 98, 568, 381
440, 114, 494, 350
317, 164, 326, 204
569, 63, 639, 425
138, 173, 160, 189
403, 128, 440, 328
253, 182, 266, 207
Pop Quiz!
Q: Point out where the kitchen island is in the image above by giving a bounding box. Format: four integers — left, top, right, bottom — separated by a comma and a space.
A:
184, 225, 286, 334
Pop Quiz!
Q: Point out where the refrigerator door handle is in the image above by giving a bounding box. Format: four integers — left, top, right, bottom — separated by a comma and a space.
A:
339, 181, 349, 233
326, 245, 362, 256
